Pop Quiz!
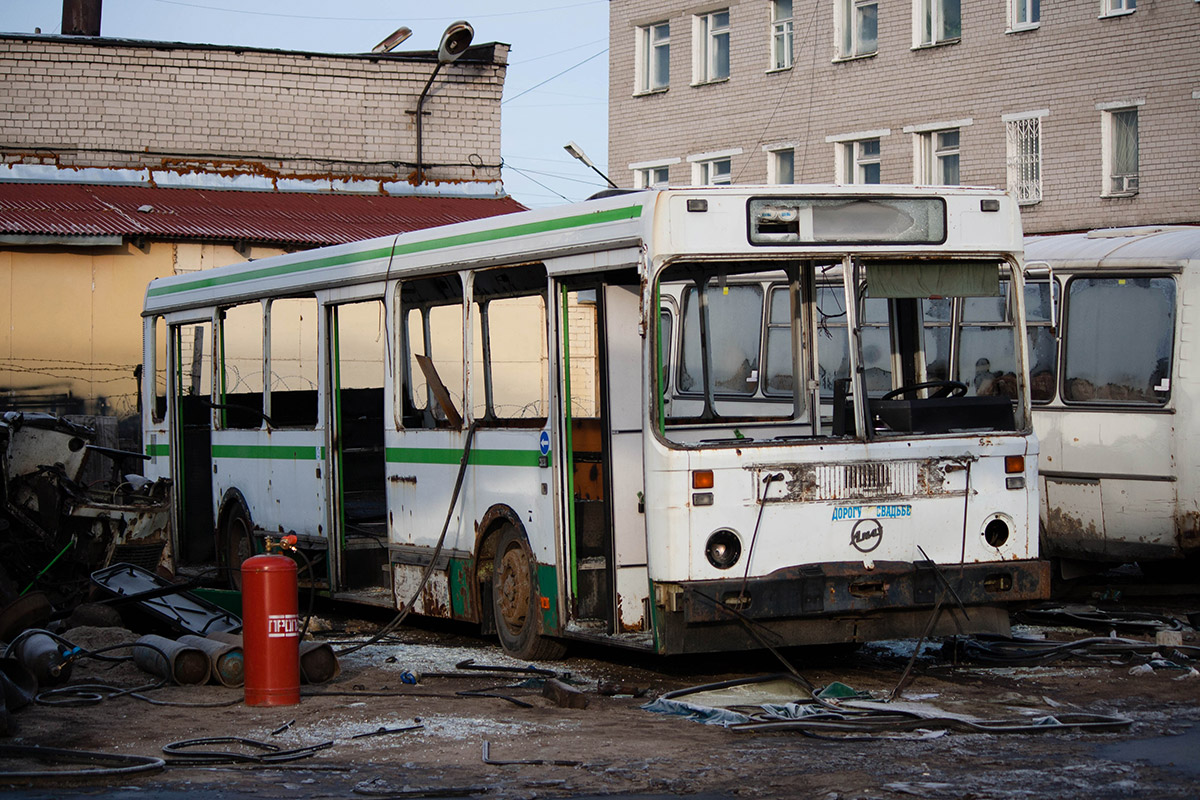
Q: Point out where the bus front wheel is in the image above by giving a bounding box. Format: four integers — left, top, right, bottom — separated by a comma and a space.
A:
491, 526, 566, 661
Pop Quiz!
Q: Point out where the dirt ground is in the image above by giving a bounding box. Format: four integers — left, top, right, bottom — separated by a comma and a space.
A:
2, 601, 1199, 800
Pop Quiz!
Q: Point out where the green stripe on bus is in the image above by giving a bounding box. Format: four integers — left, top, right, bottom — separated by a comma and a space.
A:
147, 246, 393, 297
385, 447, 546, 468
211, 444, 325, 460
146, 204, 644, 298
146, 444, 170, 457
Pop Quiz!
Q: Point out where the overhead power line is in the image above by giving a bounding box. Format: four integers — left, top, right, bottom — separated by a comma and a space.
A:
503, 49, 607, 105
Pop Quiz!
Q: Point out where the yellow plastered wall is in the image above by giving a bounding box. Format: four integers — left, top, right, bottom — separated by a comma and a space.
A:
0, 241, 285, 426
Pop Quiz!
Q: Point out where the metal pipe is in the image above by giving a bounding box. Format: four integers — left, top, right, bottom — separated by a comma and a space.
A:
414, 63, 444, 185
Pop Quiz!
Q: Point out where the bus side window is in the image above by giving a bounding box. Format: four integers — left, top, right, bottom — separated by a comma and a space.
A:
268, 297, 319, 428
475, 294, 548, 425
1063, 276, 1175, 405
763, 285, 793, 395
152, 316, 168, 423
219, 302, 264, 429
402, 274, 464, 429
1024, 279, 1059, 402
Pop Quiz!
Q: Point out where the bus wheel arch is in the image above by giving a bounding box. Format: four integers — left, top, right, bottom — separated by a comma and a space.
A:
216, 488, 253, 590
484, 514, 566, 660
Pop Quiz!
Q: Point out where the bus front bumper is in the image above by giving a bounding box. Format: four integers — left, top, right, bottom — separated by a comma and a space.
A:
651, 559, 1051, 655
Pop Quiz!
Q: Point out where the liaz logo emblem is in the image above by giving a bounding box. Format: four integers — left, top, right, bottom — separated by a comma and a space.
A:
850, 519, 884, 553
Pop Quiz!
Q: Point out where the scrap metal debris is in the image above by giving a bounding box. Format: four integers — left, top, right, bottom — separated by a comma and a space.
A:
0, 412, 172, 610
1016, 604, 1190, 634
481, 740, 588, 767
643, 673, 1133, 738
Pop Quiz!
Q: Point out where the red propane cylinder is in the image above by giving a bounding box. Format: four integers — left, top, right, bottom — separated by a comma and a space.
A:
241, 553, 300, 706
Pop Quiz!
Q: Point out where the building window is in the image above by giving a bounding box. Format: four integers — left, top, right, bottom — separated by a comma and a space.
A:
637, 22, 670, 93
915, 0, 961, 46
1004, 113, 1043, 204
696, 157, 732, 185
771, 0, 794, 70
636, 165, 671, 189
836, 0, 878, 58
694, 10, 731, 84
1008, 0, 1040, 30
769, 148, 795, 183
915, 129, 960, 184
1100, 0, 1136, 17
1101, 106, 1139, 195
843, 138, 881, 184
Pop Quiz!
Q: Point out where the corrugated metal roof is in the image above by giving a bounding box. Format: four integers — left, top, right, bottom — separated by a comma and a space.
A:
0, 183, 526, 247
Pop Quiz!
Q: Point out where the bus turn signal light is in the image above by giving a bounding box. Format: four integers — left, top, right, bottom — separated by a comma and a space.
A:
1004, 456, 1024, 474
692, 470, 714, 489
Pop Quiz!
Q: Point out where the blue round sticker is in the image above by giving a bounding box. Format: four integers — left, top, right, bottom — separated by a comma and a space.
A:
539, 431, 551, 456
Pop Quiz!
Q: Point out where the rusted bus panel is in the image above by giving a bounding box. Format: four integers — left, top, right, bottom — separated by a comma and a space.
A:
671, 559, 1050, 626
391, 563, 452, 618
756, 458, 964, 503
1177, 510, 1200, 555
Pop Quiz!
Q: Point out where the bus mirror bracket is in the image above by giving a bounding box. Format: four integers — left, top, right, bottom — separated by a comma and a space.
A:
1023, 260, 1057, 335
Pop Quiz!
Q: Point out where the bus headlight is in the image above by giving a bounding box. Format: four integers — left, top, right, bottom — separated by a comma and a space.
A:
983, 516, 1011, 549
705, 530, 742, 570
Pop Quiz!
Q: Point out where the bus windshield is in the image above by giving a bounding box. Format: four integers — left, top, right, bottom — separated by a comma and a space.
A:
657, 256, 1028, 443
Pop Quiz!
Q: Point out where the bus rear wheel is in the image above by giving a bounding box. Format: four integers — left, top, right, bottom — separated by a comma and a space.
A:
491, 526, 566, 661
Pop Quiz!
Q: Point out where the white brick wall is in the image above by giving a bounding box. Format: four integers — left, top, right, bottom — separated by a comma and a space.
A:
609, 0, 1200, 234
0, 37, 509, 186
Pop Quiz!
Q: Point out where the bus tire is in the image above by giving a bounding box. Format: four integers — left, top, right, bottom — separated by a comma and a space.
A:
222, 501, 253, 591
491, 525, 566, 661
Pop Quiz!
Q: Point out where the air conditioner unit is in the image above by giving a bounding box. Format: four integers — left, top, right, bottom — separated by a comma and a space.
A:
1111, 174, 1139, 193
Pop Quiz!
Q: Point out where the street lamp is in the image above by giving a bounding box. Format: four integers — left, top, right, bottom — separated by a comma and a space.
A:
414, 21, 474, 184
564, 141, 617, 189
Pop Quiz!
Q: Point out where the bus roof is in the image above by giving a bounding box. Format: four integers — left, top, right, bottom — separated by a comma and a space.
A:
144, 184, 1019, 316
1024, 225, 1200, 269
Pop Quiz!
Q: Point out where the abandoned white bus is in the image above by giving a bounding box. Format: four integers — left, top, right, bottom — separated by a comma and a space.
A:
1022, 225, 1200, 574
141, 185, 1048, 658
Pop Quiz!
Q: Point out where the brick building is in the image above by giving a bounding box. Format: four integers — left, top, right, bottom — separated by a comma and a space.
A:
0, 25, 521, 438
607, 0, 1200, 234
0, 32, 508, 191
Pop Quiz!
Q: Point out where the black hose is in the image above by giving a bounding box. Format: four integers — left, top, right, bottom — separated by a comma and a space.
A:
336, 423, 477, 656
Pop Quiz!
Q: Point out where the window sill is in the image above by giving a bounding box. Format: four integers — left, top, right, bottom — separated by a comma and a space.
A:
1098, 9, 1136, 19
1017, 199, 1042, 207
633, 87, 669, 98
1101, 191, 1139, 199
831, 52, 878, 64
690, 77, 730, 88
911, 38, 961, 51
1005, 23, 1040, 34
765, 65, 793, 75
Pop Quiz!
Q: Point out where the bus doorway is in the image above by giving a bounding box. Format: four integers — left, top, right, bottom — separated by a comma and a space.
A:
327, 299, 389, 600
557, 279, 648, 638
173, 320, 216, 567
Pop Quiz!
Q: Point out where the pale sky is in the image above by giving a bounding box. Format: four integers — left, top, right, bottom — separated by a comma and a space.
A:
0, 0, 612, 208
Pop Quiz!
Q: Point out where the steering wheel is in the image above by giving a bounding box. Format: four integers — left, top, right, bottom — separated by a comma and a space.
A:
881, 380, 968, 400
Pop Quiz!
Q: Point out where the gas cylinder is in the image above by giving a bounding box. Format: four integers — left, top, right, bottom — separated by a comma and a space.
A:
241, 553, 300, 706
